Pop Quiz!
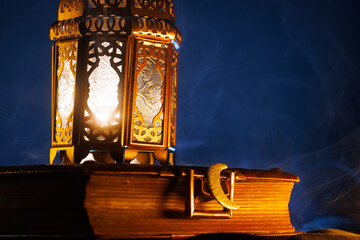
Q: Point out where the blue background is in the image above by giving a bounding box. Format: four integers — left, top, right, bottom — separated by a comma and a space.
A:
0, 0, 360, 233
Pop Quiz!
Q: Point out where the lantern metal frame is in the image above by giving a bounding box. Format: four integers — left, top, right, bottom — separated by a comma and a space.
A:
49, 0, 181, 165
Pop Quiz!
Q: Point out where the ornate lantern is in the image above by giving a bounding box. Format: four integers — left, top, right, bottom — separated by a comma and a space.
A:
49, 0, 181, 165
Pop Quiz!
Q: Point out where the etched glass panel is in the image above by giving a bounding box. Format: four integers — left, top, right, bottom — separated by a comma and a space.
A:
58, 59, 75, 129
88, 55, 119, 124
136, 58, 163, 128
132, 42, 167, 144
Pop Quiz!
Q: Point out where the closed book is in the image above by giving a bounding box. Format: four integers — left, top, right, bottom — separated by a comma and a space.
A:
0, 164, 299, 239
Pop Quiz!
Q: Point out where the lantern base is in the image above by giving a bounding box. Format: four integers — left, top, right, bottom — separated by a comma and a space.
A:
50, 146, 175, 165
0, 164, 299, 239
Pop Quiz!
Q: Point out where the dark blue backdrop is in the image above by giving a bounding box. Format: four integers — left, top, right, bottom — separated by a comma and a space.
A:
0, 0, 359, 233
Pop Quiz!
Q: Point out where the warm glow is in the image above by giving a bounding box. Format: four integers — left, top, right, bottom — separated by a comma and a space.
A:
88, 55, 120, 124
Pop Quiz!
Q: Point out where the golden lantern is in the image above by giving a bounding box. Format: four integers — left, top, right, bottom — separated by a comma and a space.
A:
49, 0, 181, 165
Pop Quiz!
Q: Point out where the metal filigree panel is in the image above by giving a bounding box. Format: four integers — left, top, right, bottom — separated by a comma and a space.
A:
135, 0, 166, 12
132, 41, 167, 144
88, 0, 126, 8
59, 0, 84, 21
83, 39, 125, 144
134, 17, 173, 41
83, 16, 127, 35
54, 41, 78, 145
170, 46, 178, 147
169, 0, 175, 20
50, 18, 81, 41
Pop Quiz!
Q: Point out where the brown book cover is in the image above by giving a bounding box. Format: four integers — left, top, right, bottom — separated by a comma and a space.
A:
0, 164, 299, 239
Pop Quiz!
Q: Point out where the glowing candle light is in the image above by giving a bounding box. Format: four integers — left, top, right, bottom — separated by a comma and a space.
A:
88, 55, 120, 125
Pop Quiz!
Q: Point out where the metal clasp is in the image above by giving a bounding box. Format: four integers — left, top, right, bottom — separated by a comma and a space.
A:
185, 169, 236, 218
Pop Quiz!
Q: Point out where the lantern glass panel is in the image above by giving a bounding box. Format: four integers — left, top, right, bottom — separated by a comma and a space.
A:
55, 41, 78, 145
88, 54, 120, 124
83, 39, 125, 143
136, 57, 163, 127
58, 59, 75, 128
133, 41, 167, 144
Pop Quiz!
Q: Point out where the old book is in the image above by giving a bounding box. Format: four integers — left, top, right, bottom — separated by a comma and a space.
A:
0, 164, 299, 239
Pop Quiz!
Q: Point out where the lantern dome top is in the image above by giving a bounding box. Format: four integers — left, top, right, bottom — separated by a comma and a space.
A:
50, 0, 181, 47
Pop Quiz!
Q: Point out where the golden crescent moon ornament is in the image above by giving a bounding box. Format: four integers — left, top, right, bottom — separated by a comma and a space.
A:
207, 163, 240, 210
